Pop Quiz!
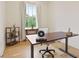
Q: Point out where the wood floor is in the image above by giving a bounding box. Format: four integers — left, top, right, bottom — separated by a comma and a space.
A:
2, 40, 79, 58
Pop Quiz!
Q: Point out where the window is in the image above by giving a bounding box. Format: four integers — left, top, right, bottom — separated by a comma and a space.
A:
25, 3, 38, 29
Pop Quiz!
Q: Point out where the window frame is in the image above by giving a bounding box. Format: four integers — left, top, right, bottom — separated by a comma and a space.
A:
25, 2, 38, 30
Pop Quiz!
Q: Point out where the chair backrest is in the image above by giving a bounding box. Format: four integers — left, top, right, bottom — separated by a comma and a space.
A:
36, 27, 48, 43
38, 27, 48, 34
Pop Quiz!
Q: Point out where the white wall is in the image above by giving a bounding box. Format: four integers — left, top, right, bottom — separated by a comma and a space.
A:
5, 2, 23, 40
37, 2, 49, 28
47, 1, 79, 49
5, 1, 21, 27
0, 2, 6, 56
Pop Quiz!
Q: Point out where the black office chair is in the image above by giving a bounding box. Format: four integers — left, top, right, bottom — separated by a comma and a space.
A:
39, 43, 55, 58
37, 28, 55, 58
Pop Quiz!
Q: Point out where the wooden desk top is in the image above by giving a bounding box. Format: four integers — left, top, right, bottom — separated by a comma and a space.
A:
26, 32, 78, 45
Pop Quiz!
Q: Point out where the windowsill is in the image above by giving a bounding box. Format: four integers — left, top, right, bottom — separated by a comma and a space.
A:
25, 27, 38, 30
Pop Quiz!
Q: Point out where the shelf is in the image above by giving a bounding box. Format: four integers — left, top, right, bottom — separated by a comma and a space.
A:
5, 27, 20, 46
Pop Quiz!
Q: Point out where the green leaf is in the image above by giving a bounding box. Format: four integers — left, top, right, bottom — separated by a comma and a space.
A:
25, 16, 36, 28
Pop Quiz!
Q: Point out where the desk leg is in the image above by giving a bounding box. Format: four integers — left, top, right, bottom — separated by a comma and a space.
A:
31, 44, 34, 58
65, 37, 68, 52
59, 37, 77, 58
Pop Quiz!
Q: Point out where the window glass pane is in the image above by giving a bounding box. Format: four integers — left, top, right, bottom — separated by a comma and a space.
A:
25, 3, 38, 29
28, 4, 33, 16
26, 4, 33, 16
32, 5, 36, 16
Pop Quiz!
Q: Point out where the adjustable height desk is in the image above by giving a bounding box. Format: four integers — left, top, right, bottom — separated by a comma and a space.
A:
26, 32, 78, 58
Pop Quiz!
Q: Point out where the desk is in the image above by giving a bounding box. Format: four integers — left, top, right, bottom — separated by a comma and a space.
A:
26, 32, 78, 58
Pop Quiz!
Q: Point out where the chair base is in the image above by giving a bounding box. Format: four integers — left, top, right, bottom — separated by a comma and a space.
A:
39, 47, 55, 58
